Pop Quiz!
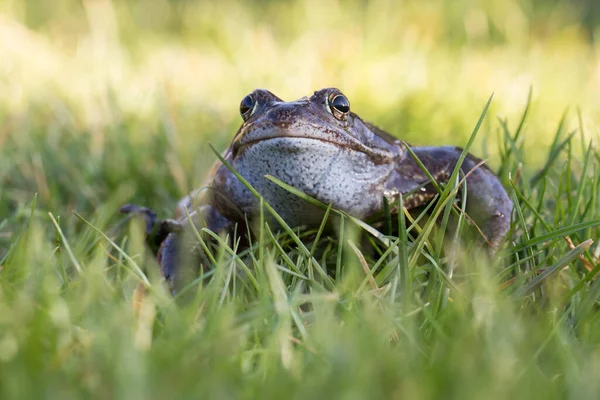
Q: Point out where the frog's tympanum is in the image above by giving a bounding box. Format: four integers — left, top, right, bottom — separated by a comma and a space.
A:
123, 88, 513, 287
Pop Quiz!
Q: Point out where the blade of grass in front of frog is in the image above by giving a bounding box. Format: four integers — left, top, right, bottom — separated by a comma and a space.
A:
181, 206, 219, 268
506, 180, 550, 273
265, 174, 393, 247
398, 194, 412, 305
404, 145, 443, 194
356, 236, 402, 292
208, 143, 335, 289
49, 213, 80, 282
275, 264, 310, 281
258, 196, 266, 280
435, 171, 460, 259
73, 210, 151, 287
375, 209, 437, 286
363, 180, 437, 226
310, 203, 332, 258
217, 234, 239, 307
383, 196, 392, 237
512, 183, 536, 268
49, 211, 69, 287
361, 237, 403, 289
264, 225, 308, 279
421, 249, 464, 296
406, 94, 494, 212
265, 252, 302, 365
440, 174, 469, 309
449, 172, 469, 253
406, 93, 494, 262
336, 215, 344, 281
407, 157, 493, 270
201, 228, 260, 291
344, 214, 391, 246
389, 194, 409, 304
514, 239, 593, 297
174, 270, 217, 300
264, 174, 330, 210
348, 239, 379, 291
267, 226, 312, 287
402, 206, 436, 260
405, 194, 439, 233
405, 168, 492, 310
440, 93, 494, 201
48, 212, 72, 289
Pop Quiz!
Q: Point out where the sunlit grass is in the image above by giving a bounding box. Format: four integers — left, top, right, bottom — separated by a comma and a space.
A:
2, 0, 600, 398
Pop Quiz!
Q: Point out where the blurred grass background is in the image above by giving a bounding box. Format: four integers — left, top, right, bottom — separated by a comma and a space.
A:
2, 1, 600, 398
2, 0, 600, 219
3, 0, 600, 147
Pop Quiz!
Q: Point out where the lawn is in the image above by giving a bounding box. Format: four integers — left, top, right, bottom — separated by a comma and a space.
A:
1, 0, 600, 398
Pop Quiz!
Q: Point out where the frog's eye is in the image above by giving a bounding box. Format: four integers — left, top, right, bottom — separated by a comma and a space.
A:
239, 94, 256, 121
328, 93, 350, 120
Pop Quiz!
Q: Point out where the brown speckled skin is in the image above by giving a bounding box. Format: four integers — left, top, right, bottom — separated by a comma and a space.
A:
157, 88, 512, 284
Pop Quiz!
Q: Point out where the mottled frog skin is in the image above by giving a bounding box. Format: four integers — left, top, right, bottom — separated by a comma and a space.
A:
123, 88, 513, 285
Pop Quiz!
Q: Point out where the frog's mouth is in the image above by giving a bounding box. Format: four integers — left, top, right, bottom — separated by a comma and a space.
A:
232, 125, 394, 165
236, 136, 347, 153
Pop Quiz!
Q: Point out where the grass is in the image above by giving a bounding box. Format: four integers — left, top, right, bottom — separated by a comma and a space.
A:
2, 0, 600, 398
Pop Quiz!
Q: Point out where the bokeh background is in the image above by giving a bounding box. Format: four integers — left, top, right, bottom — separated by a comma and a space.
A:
2, 2, 600, 397
1, 0, 600, 238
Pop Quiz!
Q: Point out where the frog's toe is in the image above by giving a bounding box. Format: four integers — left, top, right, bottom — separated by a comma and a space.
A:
120, 203, 158, 235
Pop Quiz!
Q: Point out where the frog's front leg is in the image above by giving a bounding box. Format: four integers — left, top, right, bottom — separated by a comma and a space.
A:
120, 202, 235, 289
158, 204, 235, 289
388, 146, 513, 253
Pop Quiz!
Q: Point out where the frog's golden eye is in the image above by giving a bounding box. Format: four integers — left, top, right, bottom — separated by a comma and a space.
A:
328, 93, 350, 120
239, 94, 256, 121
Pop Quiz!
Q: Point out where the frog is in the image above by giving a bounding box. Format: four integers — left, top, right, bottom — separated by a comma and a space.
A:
121, 87, 513, 287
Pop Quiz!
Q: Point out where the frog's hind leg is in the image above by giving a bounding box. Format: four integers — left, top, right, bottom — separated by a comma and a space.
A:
459, 162, 514, 256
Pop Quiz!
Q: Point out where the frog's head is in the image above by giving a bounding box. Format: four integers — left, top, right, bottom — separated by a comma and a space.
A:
213, 88, 406, 225
231, 88, 404, 163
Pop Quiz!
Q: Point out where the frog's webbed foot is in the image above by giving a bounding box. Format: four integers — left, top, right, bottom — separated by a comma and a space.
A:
119, 203, 182, 254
